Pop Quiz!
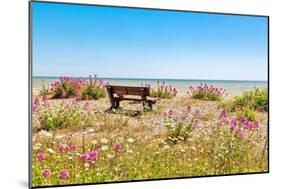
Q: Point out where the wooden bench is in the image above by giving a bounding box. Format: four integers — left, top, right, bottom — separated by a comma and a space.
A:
106, 85, 158, 110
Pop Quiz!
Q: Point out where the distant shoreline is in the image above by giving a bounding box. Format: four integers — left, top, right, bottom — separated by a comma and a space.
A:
32, 76, 267, 83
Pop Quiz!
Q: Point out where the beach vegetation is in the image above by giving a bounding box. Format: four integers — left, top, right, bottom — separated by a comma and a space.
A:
81, 76, 107, 100
219, 88, 268, 112
36, 101, 84, 131
236, 108, 258, 121
163, 109, 197, 144
39, 81, 51, 96
188, 83, 226, 101
147, 81, 178, 99
50, 76, 85, 99
48, 75, 108, 100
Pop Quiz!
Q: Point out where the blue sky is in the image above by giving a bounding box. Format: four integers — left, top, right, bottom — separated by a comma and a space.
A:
32, 2, 268, 81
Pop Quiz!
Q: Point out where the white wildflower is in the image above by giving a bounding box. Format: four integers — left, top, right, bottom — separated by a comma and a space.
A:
101, 138, 108, 144
46, 148, 54, 154
106, 154, 114, 159
101, 145, 108, 151
91, 140, 98, 145
84, 163, 90, 167
127, 149, 133, 154
127, 138, 135, 143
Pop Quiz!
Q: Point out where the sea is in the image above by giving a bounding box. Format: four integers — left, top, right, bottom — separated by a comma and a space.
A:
32, 76, 268, 96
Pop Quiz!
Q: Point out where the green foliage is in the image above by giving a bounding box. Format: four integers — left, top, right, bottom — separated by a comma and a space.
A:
218, 100, 235, 112
150, 89, 174, 99
233, 88, 268, 111
38, 112, 56, 130
218, 88, 268, 118
237, 108, 258, 121
164, 118, 193, 143
38, 104, 83, 130
149, 82, 177, 99
81, 84, 106, 100
143, 102, 152, 112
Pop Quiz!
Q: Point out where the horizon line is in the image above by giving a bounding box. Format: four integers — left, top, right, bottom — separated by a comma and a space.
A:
32, 75, 267, 82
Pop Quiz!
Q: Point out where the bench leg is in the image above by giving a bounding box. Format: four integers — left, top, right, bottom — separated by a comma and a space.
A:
148, 102, 152, 109
116, 100, 120, 109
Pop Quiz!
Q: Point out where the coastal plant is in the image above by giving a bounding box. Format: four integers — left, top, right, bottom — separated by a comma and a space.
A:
188, 83, 226, 101
143, 102, 152, 112
219, 88, 268, 112
81, 75, 107, 100
50, 76, 86, 99
33, 95, 93, 131
236, 108, 258, 121
146, 81, 178, 99
39, 81, 51, 95
162, 108, 198, 143
38, 102, 83, 131
207, 109, 262, 173
233, 88, 268, 111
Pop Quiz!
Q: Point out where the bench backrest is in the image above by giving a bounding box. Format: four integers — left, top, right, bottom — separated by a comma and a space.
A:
106, 85, 150, 96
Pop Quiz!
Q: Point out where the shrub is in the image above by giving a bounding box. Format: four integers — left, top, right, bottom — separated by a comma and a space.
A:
81, 77, 107, 100
50, 76, 86, 99
233, 88, 268, 111
188, 83, 226, 101
49, 75, 108, 100
38, 103, 83, 130
147, 81, 178, 99
219, 88, 268, 112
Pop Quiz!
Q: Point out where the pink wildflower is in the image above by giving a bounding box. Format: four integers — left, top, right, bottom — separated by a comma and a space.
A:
58, 144, 68, 153
237, 130, 244, 140
34, 98, 40, 106
61, 91, 67, 98
37, 152, 46, 162
89, 150, 98, 160
230, 119, 237, 132
163, 109, 173, 118
70, 144, 78, 151
81, 153, 90, 162
75, 93, 82, 101
60, 169, 69, 179
219, 109, 227, 118
114, 143, 122, 153
253, 121, 260, 128
42, 168, 51, 178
